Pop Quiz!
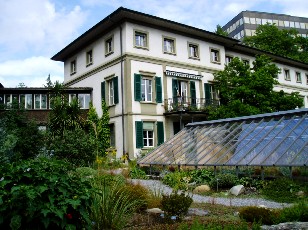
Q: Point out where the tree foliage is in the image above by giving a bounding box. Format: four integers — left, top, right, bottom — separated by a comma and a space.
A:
215, 24, 229, 37
243, 23, 308, 63
209, 55, 303, 120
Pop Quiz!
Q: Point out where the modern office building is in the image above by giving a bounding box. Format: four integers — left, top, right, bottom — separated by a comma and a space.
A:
222, 10, 308, 40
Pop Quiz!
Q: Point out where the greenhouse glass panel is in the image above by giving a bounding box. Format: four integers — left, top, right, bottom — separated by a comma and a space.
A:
138, 109, 308, 167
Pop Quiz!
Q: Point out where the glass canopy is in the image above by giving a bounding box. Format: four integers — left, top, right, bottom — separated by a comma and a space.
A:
138, 109, 308, 167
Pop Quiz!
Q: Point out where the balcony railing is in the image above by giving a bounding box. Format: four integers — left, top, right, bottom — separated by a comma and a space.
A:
164, 97, 220, 112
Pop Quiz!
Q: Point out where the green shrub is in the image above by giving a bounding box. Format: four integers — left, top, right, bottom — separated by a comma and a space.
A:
209, 173, 239, 189
161, 192, 193, 220
276, 201, 308, 223
124, 183, 149, 211
0, 158, 93, 229
129, 166, 149, 179
90, 176, 142, 229
261, 178, 302, 203
239, 206, 275, 225
76, 167, 97, 178
162, 171, 190, 190
190, 169, 215, 184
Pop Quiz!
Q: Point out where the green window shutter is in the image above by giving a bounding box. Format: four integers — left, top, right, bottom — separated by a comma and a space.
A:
135, 121, 143, 148
101, 81, 106, 102
134, 74, 141, 101
172, 78, 178, 104
155, 76, 162, 103
204, 83, 211, 105
157, 121, 164, 146
190, 81, 196, 107
113, 76, 119, 104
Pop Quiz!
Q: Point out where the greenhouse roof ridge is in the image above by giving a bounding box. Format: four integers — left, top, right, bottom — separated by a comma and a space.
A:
187, 108, 308, 126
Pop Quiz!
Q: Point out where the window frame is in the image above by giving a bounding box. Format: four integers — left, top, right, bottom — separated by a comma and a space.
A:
284, 69, 291, 81
70, 59, 76, 75
143, 122, 154, 148
34, 94, 47, 110
105, 35, 114, 56
187, 42, 200, 59
108, 78, 115, 105
296, 72, 302, 83
86, 49, 93, 66
225, 55, 233, 65
134, 30, 149, 49
210, 48, 221, 64
162, 36, 176, 55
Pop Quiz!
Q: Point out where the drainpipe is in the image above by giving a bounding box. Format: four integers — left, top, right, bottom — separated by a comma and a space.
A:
120, 25, 125, 159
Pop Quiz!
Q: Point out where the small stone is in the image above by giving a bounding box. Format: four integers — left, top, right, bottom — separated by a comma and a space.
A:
229, 185, 245, 196
193, 185, 211, 193
296, 191, 305, 197
187, 208, 209, 216
146, 208, 164, 214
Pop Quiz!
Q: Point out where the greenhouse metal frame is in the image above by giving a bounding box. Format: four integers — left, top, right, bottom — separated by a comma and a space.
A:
138, 109, 308, 168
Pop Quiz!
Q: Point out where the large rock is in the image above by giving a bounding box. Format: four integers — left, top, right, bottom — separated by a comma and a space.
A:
229, 185, 245, 196
146, 208, 164, 214
261, 222, 308, 230
193, 185, 211, 193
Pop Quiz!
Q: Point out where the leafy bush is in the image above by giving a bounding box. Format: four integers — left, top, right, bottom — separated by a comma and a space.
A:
125, 183, 149, 211
209, 173, 239, 189
46, 128, 96, 166
0, 158, 93, 229
161, 192, 193, 220
261, 178, 302, 203
129, 166, 149, 179
276, 201, 308, 223
190, 169, 215, 184
239, 206, 275, 225
90, 176, 143, 229
162, 170, 190, 190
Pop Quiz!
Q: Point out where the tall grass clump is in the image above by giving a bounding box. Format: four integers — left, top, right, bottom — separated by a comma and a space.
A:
90, 176, 143, 229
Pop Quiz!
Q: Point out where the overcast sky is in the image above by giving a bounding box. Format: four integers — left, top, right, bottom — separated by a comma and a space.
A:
1, 0, 308, 88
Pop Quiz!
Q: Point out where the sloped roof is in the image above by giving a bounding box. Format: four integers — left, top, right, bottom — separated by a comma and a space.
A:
138, 109, 308, 167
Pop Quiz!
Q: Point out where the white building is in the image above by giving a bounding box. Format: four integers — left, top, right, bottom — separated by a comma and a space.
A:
52, 7, 308, 159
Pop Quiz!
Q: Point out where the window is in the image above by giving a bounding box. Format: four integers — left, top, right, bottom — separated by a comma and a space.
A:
296, 72, 302, 83
108, 79, 114, 105
284, 69, 291, 81
306, 74, 308, 85
134, 31, 148, 48
34, 94, 47, 109
102, 76, 118, 106
70, 60, 76, 75
225, 55, 233, 65
86, 50, 93, 66
163, 37, 176, 54
172, 79, 196, 107
210, 48, 220, 63
20, 94, 33, 109
141, 79, 152, 102
109, 124, 115, 147
143, 122, 154, 147
242, 59, 250, 66
78, 94, 90, 109
134, 74, 162, 103
188, 43, 199, 59
204, 83, 219, 106
105, 36, 113, 55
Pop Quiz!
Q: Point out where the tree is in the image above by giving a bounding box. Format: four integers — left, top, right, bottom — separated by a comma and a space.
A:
208, 55, 303, 120
243, 24, 308, 63
16, 82, 26, 88
215, 24, 228, 37
44, 74, 54, 88
87, 100, 110, 156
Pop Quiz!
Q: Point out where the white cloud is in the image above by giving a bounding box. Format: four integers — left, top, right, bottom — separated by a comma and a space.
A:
0, 0, 88, 60
0, 56, 63, 87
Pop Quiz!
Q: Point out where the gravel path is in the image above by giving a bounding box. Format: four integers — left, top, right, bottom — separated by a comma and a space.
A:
131, 179, 291, 209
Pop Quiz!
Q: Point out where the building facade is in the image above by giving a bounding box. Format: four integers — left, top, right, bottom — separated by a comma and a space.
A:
51, 7, 308, 159
222, 10, 308, 40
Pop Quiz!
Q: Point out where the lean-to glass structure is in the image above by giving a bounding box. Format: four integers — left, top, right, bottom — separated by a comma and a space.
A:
138, 109, 308, 167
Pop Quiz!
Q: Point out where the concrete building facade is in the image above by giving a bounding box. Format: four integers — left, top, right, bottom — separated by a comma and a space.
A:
222, 10, 308, 40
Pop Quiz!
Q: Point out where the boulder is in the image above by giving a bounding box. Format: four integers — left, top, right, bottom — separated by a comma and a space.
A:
146, 208, 164, 214
193, 185, 211, 193
229, 185, 245, 196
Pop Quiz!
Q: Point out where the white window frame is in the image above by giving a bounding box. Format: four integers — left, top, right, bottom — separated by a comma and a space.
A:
141, 78, 152, 102
134, 30, 148, 49
86, 50, 93, 66
225, 55, 233, 65
34, 94, 47, 109
70, 60, 76, 75
78, 94, 90, 109
108, 79, 115, 105
210, 48, 220, 63
188, 42, 199, 59
284, 69, 291, 81
163, 36, 176, 54
105, 35, 114, 56
143, 122, 154, 148
296, 72, 302, 83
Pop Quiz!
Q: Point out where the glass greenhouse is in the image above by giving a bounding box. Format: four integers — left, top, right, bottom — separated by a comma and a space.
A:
138, 109, 308, 167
